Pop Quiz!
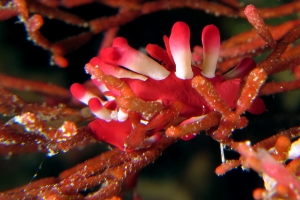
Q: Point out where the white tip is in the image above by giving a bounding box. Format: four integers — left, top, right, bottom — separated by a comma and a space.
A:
288, 138, 300, 159
201, 25, 220, 78
173, 50, 194, 79
88, 98, 112, 122
101, 37, 170, 80
117, 109, 128, 122
169, 22, 193, 79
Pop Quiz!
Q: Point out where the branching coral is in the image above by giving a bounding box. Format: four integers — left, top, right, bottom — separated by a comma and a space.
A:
70, 21, 264, 151
1, 0, 300, 199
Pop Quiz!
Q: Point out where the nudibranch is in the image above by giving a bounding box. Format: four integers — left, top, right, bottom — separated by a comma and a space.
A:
71, 21, 265, 151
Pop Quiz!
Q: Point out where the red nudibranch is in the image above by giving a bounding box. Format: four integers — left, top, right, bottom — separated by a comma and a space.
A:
70, 21, 265, 151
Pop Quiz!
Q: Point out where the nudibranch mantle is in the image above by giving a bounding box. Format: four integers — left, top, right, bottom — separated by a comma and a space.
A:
71, 21, 264, 151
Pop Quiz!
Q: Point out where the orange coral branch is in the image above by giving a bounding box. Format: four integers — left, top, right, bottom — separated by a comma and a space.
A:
0, 74, 71, 100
